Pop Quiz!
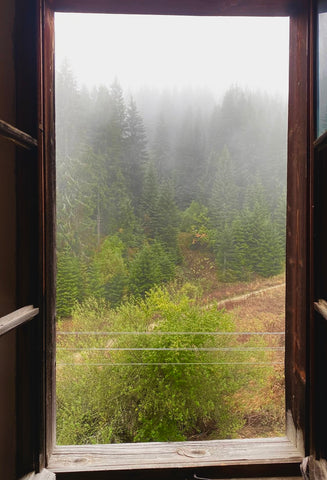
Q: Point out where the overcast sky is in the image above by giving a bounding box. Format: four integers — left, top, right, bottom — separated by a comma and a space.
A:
55, 13, 289, 98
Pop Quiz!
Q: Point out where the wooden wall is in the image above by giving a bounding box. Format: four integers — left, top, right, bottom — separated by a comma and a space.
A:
0, 0, 17, 478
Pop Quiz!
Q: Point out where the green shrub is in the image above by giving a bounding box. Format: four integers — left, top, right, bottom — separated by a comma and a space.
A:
56, 286, 268, 444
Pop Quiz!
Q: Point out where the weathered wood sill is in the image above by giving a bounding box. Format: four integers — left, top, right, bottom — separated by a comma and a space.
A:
48, 437, 302, 475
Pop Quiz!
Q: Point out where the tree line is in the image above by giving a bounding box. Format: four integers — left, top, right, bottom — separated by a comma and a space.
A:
56, 61, 287, 318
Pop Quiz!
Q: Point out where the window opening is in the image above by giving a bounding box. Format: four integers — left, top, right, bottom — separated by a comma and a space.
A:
55, 14, 289, 445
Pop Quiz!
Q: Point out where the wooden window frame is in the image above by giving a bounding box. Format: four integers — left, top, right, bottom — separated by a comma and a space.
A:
31, 0, 315, 478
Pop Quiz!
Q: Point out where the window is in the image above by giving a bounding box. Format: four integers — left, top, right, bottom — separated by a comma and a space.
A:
54, 12, 289, 446
10, 0, 317, 478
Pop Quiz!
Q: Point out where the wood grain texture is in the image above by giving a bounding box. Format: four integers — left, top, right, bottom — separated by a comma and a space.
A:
15, 0, 41, 476
48, 437, 302, 473
46, 0, 303, 16
285, 4, 310, 456
0, 119, 37, 149
43, 0, 311, 477
0, 306, 39, 336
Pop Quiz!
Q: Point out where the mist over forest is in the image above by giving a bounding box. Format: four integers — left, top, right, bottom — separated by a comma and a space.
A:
56, 60, 287, 317
55, 59, 287, 444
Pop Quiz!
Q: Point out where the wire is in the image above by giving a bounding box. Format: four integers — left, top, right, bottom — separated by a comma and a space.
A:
57, 346, 284, 352
57, 331, 285, 336
57, 361, 284, 366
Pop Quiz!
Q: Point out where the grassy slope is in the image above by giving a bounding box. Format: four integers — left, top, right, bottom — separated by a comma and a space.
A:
57, 233, 286, 440
177, 233, 285, 437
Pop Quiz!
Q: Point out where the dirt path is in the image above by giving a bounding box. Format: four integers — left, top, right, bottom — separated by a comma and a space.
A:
214, 282, 285, 310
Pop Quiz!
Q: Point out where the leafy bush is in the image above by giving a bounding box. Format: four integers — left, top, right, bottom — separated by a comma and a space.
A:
56, 286, 264, 444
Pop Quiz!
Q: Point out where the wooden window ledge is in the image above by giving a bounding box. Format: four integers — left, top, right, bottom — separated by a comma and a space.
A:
48, 437, 302, 474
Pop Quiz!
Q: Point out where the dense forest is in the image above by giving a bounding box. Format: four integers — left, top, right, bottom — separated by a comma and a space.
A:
56, 61, 287, 317
55, 61, 287, 444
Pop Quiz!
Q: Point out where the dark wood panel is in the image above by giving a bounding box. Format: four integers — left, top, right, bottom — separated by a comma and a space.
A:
15, 0, 41, 477
55, 468, 302, 480
312, 141, 327, 460
0, 332, 16, 480
285, 4, 310, 455
47, 0, 303, 16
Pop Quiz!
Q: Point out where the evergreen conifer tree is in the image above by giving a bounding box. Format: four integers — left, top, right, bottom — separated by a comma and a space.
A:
209, 146, 238, 233
125, 98, 148, 210
141, 162, 160, 239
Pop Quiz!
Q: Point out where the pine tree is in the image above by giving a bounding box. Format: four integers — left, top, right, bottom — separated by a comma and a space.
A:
174, 108, 206, 209
242, 181, 284, 277
104, 165, 138, 245
273, 189, 286, 260
209, 146, 238, 233
156, 180, 180, 261
255, 220, 284, 277
107, 79, 128, 163
152, 114, 172, 178
129, 242, 174, 297
141, 162, 160, 239
125, 98, 148, 210
56, 59, 86, 159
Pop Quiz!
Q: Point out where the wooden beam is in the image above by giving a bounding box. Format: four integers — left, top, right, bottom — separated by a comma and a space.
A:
0, 119, 38, 150
47, 0, 303, 16
0, 306, 39, 337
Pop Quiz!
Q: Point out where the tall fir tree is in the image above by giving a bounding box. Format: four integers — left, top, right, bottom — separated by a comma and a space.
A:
125, 97, 148, 211
156, 180, 181, 262
141, 162, 160, 239
174, 108, 206, 209
209, 146, 238, 233
152, 114, 172, 178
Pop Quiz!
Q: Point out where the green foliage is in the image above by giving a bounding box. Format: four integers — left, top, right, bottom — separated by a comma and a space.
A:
209, 146, 238, 232
215, 216, 249, 282
125, 97, 148, 210
181, 201, 209, 233
181, 201, 210, 250
55, 70, 287, 444
155, 180, 181, 261
213, 180, 285, 281
89, 235, 128, 306
56, 286, 259, 444
141, 162, 160, 239
56, 247, 83, 318
129, 242, 175, 297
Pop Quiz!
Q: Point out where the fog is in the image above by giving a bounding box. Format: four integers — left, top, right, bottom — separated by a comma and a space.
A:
55, 13, 289, 98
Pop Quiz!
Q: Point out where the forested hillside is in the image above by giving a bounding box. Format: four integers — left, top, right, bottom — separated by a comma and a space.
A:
56, 62, 287, 317
55, 60, 287, 444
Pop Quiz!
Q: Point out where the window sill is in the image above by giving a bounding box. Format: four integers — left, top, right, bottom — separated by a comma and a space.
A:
48, 437, 302, 475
